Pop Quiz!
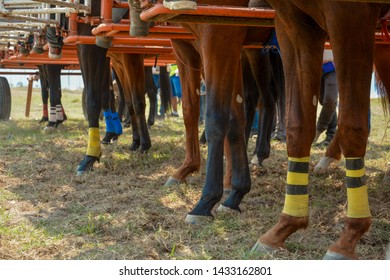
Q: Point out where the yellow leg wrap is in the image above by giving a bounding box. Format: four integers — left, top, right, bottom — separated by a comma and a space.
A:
86, 127, 101, 157
347, 186, 371, 218
282, 157, 310, 217
345, 157, 371, 218
282, 194, 309, 217
287, 171, 309, 185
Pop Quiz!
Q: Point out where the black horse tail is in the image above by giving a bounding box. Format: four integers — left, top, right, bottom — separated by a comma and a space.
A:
159, 66, 172, 114
374, 67, 389, 117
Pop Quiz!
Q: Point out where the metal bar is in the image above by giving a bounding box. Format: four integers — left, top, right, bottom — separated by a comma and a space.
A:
0, 14, 58, 24
0, 71, 82, 75
30, 0, 90, 12
25, 77, 33, 117
140, 4, 276, 26
2, 7, 76, 15
63, 35, 173, 46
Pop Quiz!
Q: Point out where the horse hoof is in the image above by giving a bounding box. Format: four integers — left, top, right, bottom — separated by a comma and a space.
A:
43, 125, 56, 133
250, 241, 277, 255
215, 204, 240, 215
164, 176, 183, 187
185, 214, 213, 225
76, 155, 99, 176
313, 156, 338, 174
322, 251, 350, 260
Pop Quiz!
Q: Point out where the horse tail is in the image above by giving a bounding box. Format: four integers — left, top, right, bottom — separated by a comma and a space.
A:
159, 66, 172, 113
374, 67, 389, 116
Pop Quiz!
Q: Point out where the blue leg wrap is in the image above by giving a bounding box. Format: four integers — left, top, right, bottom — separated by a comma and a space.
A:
112, 112, 123, 135
104, 110, 115, 133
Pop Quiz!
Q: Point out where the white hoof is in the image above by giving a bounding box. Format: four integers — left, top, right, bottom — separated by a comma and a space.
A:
164, 176, 183, 187
250, 156, 260, 166
323, 250, 349, 260
250, 241, 277, 255
215, 204, 240, 214
313, 156, 338, 174
185, 214, 213, 225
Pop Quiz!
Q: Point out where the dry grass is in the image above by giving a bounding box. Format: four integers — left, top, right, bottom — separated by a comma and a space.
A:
0, 88, 389, 260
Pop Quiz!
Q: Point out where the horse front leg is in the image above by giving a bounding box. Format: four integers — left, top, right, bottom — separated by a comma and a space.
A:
125, 54, 151, 152
185, 25, 247, 224
76, 44, 108, 175
219, 58, 251, 212
165, 39, 202, 186
252, 6, 327, 253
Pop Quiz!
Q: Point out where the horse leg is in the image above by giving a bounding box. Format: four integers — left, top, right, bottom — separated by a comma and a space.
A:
313, 131, 342, 174
44, 64, 63, 130
38, 65, 49, 123
124, 54, 151, 152
242, 50, 260, 146
246, 49, 277, 166
374, 44, 390, 184
102, 58, 122, 144
252, 3, 327, 253
271, 50, 286, 142
76, 44, 108, 175
185, 25, 248, 224
145, 66, 157, 128
321, 3, 380, 259
219, 58, 251, 211
165, 39, 202, 186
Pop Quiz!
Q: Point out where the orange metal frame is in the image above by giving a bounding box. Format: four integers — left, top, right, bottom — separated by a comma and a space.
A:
1, 1, 389, 69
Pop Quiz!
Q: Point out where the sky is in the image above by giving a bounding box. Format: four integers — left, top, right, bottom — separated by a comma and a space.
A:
1, 69, 84, 90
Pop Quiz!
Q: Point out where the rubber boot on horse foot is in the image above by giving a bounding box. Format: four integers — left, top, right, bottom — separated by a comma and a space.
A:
251, 213, 308, 255
76, 155, 100, 176
163, 0, 197, 10
129, 0, 150, 37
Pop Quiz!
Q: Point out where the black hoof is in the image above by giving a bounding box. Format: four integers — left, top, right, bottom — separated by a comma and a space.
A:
101, 132, 118, 145
39, 117, 48, 123
130, 141, 140, 151
76, 155, 100, 176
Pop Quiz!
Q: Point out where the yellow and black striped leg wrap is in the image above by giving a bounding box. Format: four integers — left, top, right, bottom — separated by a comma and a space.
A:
282, 157, 309, 217
345, 157, 371, 218
86, 127, 101, 158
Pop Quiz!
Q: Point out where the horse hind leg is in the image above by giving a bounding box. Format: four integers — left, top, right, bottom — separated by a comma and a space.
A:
313, 131, 342, 174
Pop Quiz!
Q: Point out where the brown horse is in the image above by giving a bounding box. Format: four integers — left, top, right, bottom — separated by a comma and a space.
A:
251, 0, 390, 259
314, 43, 390, 184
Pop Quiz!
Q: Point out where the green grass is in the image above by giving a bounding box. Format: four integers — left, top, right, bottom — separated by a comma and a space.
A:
0, 87, 389, 260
